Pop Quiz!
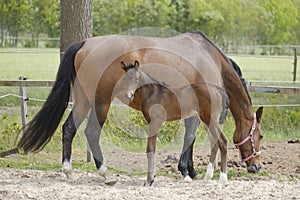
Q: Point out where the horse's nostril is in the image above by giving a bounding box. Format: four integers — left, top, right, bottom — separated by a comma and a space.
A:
247, 163, 261, 173
253, 164, 258, 171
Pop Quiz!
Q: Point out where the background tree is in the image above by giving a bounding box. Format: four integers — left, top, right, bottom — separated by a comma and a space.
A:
1, 0, 29, 47
60, 0, 92, 53
0, 0, 299, 48
26, 0, 59, 47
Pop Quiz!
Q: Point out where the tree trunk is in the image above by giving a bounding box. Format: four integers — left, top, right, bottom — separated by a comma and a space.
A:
60, 0, 93, 55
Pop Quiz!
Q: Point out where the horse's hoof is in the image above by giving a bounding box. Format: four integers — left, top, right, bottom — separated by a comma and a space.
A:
218, 172, 228, 188
62, 170, 72, 178
192, 174, 201, 180
183, 175, 192, 182
105, 178, 117, 186
62, 169, 72, 178
62, 161, 72, 178
204, 163, 214, 181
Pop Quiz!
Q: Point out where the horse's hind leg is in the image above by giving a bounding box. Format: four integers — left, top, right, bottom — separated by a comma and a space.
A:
62, 106, 88, 177
178, 115, 199, 182
85, 106, 117, 185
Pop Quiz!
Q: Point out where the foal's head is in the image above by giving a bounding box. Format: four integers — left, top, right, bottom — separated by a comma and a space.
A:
120, 60, 140, 102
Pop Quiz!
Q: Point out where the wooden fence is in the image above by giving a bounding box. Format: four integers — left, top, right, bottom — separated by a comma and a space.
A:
1, 78, 300, 125
1, 78, 299, 160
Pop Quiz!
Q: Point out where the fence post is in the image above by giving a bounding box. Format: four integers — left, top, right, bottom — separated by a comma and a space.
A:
293, 47, 297, 82
19, 76, 28, 134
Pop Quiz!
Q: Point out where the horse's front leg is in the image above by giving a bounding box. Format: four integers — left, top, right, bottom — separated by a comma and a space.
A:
217, 130, 228, 187
203, 121, 220, 182
85, 105, 117, 185
178, 115, 199, 182
204, 122, 228, 187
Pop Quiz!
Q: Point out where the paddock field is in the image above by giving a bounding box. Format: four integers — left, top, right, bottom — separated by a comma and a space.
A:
0, 49, 299, 199
0, 140, 299, 200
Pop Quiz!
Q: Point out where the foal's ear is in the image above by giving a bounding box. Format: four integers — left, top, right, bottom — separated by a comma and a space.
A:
120, 61, 127, 71
134, 60, 140, 69
256, 106, 263, 123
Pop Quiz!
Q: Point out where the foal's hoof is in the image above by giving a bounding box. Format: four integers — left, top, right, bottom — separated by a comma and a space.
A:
144, 180, 154, 187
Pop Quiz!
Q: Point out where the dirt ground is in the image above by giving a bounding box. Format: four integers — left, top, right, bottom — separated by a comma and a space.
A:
0, 140, 299, 200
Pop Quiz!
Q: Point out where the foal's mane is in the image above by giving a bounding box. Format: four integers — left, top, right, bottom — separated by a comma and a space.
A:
188, 31, 252, 105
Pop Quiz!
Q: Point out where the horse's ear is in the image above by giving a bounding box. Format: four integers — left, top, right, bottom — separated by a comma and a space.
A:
134, 60, 139, 69
256, 106, 263, 123
120, 61, 127, 71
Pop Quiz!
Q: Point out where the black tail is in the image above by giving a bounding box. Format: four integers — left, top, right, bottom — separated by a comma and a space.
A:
17, 41, 85, 153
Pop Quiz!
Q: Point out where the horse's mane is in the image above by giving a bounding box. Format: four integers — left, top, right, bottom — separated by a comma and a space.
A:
188, 31, 252, 105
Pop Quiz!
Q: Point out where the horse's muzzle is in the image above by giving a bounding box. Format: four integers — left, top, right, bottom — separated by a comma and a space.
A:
247, 163, 261, 173
125, 91, 134, 102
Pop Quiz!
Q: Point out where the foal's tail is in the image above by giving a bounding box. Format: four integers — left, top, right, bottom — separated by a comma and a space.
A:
17, 41, 85, 153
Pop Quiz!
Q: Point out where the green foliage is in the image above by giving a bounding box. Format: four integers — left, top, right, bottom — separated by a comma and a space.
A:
0, 114, 21, 151
0, 0, 59, 47
92, 0, 300, 46
103, 107, 182, 152
1, 0, 300, 47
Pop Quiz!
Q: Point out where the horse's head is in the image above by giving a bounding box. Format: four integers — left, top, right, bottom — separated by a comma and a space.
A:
234, 107, 264, 173
120, 60, 140, 102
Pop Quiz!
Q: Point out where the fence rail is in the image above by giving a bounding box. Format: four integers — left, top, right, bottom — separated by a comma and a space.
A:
0, 80, 54, 87
249, 85, 300, 94
1, 79, 299, 160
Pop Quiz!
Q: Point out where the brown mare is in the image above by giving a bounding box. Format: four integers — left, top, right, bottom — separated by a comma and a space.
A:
16, 31, 264, 187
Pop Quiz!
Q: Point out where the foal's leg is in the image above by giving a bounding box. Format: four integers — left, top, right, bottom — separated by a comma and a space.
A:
85, 105, 117, 185
145, 120, 162, 187
178, 115, 199, 182
144, 105, 165, 187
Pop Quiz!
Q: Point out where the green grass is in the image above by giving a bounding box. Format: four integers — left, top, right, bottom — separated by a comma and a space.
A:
231, 55, 300, 81
0, 48, 60, 80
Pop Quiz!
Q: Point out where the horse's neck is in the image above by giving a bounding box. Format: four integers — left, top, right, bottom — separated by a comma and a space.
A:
137, 71, 157, 100
222, 66, 253, 127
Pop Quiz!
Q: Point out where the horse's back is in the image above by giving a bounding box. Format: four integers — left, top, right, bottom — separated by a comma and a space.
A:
74, 33, 226, 103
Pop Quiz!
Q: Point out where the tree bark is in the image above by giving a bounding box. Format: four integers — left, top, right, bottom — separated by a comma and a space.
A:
60, 0, 93, 55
